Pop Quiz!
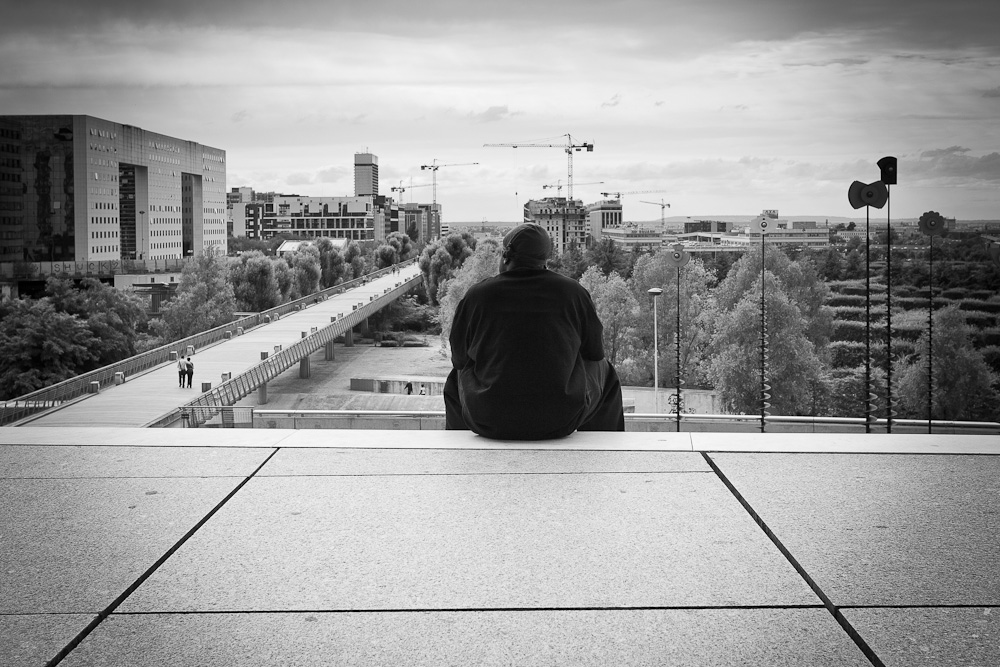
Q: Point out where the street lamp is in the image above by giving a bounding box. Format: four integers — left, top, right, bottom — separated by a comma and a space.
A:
648, 287, 663, 413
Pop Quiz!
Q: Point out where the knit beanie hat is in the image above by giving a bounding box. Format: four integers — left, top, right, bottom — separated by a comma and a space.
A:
502, 223, 552, 267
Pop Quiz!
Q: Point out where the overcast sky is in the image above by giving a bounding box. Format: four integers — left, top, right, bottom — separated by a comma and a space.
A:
2, 0, 999, 222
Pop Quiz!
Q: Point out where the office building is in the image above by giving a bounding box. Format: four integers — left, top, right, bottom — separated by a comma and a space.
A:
354, 153, 378, 197
585, 199, 623, 240
258, 195, 390, 242
0, 115, 226, 268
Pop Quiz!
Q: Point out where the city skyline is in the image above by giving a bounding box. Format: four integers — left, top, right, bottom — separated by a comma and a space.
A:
2, 0, 998, 223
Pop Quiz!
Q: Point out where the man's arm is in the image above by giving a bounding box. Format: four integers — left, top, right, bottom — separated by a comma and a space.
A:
449, 296, 471, 369
579, 290, 606, 362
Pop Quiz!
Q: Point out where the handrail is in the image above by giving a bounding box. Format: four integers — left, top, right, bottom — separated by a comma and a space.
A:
1, 259, 418, 426
237, 409, 1000, 435
167, 270, 423, 427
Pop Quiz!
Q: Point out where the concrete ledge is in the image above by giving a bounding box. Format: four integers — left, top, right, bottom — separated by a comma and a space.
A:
1, 427, 997, 454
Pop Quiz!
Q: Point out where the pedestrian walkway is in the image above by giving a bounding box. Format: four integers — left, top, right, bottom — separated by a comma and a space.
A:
2, 427, 997, 666
22, 264, 422, 428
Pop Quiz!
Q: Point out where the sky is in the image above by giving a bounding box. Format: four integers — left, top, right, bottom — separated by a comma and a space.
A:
2, 0, 999, 223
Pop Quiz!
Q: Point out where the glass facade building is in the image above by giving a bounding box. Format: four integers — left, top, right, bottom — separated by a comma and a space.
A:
0, 115, 226, 266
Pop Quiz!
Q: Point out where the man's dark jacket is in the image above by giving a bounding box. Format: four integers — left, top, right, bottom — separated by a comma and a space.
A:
449, 267, 606, 439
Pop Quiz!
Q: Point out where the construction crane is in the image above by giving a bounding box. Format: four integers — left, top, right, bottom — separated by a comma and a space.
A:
601, 190, 666, 200
419, 160, 479, 205
542, 180, 604, 197
484, 134, 594, 200
390, 180, 432, 203
640, 198, 671, 226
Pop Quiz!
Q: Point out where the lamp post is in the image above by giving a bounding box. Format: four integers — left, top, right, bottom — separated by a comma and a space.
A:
648, 287, 663, 413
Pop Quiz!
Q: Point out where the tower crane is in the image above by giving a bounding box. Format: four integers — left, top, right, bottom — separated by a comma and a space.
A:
542, 180, 604, 197
600, 190, 666, 200
390, 180, 432, 203
484, 134, 594, 200
640, 198, 671, 226
419, 160, 479, 205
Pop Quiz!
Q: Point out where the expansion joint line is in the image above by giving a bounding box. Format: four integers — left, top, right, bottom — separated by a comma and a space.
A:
45, 448, 282, 667
700, 452, 886, 667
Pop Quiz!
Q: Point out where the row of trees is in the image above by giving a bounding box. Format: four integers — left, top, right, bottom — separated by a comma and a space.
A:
421, 234, 999, 422
0, 278, 147, 399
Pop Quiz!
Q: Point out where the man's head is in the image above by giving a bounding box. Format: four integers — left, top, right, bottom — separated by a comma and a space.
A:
501, 223, 552, 271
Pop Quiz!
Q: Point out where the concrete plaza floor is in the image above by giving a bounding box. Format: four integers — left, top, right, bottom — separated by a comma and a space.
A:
2, 427, 998, 666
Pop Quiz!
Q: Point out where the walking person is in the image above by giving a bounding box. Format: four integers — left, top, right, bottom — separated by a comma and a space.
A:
177, 356, 188, 388
185, 357, 194, 389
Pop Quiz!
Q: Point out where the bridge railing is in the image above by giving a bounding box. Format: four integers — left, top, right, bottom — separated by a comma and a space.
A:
223, 409, 1000, 435
1, 259, 419, 426
165, 272, 423, 428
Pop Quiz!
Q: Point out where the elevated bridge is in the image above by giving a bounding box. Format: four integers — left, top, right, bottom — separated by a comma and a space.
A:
8, 263, 422, 428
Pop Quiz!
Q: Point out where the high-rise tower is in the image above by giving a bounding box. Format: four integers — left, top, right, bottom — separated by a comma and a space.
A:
354, 153, 378, 197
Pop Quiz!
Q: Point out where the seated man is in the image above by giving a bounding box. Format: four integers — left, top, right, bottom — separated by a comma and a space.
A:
444, 223, 625, 440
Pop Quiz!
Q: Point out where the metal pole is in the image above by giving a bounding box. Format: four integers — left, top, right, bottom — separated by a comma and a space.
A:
675, 266, 682, 433
648, 288, 662, 414
760, 233, 767, 433
886, 186, 893, 433
927, 235, 934, 434
865, 206, 872, 434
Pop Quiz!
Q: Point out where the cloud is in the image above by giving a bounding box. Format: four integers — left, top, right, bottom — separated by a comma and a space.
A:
912, 148, 1000, 182
920, 146, 971, 159
601, 94, 622, 108
983, 87, 1000, 98
231, 110, 249, 123
468, 105, 518, 123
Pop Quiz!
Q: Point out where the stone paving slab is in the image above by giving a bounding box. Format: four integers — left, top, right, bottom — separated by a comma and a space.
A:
843, 607, 1000, 667
1, 477, 241, 614
61, 609, 870, 667
0, 614, 93, 667
258, 448, 711, 476
709, 453, 1000, 606
693, 432, 1000, 455
0, 445, 273, 478
120, 472, 819, 612
0, 426, 296, 448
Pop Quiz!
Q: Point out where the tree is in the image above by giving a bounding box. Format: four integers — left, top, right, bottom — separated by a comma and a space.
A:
628, 250, 716, 388
152, 247, 237, 341
707, 273, 824, 415
0, 298, 98, 399
385, 232, 414, 260
343, 240, 366, 279
291, 244, 321, 298
316, 238, 348, 288
818, 246, 843, 281
584, 237, 629, 277
549, 241, 587, 280
271, 257, 294, 301
437, 239, 502, 342
375, 243, 398, 269
229, 251, 281, 312
579, 267, 638, 367
418, 233, 476, 305
713, 243, 832, 350
895, 305, 1000, 421
44, 277, 147, 367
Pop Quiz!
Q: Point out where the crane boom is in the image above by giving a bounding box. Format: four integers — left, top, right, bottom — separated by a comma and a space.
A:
640, 198, 671, 226
484, 134, 593, 200
419, 160, 479, 204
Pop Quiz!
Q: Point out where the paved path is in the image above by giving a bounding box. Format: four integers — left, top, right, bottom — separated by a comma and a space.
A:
1, 428, 998, 666
25, 264, 422, 428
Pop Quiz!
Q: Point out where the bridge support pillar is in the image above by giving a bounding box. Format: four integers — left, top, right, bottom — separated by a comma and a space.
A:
359, 317, 371, 337
257, 383, 268, 405
299, 355, 311, 379
325, 341, 335, 361
344, 329, 354, 347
